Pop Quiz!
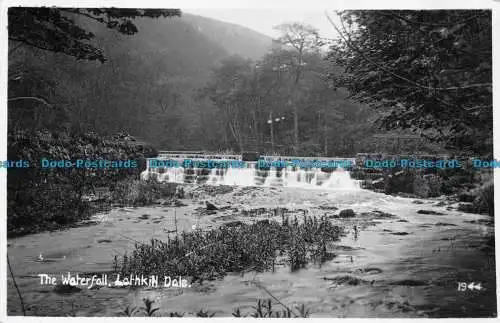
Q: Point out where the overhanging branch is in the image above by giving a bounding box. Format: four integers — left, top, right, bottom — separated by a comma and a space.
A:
325, 11, 491, 92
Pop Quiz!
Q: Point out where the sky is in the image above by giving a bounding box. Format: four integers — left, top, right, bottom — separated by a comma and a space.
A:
185, 9, 341, 40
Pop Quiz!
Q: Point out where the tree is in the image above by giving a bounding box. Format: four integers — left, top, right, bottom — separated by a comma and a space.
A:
326, 10, 492, 156
273, 23, 324, 154
203, 55, 255, 151
9, 7, 181, 63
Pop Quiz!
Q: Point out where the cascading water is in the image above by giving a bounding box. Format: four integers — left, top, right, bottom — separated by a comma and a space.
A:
141, 158, 361, 190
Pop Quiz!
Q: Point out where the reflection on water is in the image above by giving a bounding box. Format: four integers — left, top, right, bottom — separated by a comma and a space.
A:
7, 185, 496, 317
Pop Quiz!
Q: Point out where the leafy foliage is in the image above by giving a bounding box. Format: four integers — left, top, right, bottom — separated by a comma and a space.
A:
202, 41, 376, 156
328, 10, 492, 156
7, 129, 157, 235
9, 7, 181, 62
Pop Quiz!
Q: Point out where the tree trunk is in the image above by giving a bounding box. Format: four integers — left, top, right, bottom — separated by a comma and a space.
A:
293, 104, 299, 154
269, 111, 275, 153
324, 106, 328, 156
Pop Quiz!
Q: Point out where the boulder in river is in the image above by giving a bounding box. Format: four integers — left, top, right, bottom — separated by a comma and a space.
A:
173, 199, 187, 207
338, 209, 356, 218
390, 231, 411, 236
359, 210, 397, 219
371, 210, 397, 219
318, 204, 338, 211
458, 191, 476, 203
457, 203, 478, 214
205, 201, 218, 211
256, 219, 271, 225
53, 283, 81, 295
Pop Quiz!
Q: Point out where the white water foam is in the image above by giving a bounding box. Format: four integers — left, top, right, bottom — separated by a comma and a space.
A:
142, 162, 361, 190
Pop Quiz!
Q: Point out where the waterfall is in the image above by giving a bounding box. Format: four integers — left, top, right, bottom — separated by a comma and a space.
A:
141, 159, 360, 190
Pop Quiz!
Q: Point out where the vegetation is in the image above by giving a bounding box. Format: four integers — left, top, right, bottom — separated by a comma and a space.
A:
113, 215, 342, 282
328, 10, 492, 157
7, 130, 157, 235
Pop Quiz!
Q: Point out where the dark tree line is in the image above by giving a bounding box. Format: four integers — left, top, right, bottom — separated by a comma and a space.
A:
9, 8, 486, 157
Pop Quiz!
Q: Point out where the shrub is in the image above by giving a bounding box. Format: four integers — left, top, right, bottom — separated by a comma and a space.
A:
111, 179, 177, 206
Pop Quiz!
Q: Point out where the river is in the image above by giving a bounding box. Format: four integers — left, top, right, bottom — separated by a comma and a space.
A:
6, 184, 496, 317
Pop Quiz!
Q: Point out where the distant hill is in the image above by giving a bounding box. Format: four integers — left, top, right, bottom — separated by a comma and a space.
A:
181, 13, 273, 61
10, 11, 275, 149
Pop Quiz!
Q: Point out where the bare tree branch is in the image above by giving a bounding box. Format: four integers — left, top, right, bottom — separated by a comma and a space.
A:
8, 97, 53, 108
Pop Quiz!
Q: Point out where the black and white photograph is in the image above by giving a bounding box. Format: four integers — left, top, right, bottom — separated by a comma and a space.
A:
2, 1, 498, 318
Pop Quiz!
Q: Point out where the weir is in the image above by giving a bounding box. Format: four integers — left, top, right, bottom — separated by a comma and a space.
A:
140, 153, 361, 190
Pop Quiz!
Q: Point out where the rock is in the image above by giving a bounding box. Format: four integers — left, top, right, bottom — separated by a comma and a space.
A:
463, 219, 493, 226
173, 199, 187, 207
371, 178, 385, 189
390, 232, 410, 236
397, 193, 419, 199
338, 209, 356, 218
53, 284, 81, 295
389, 279, 427, 286
256, 219, 270, 225
138, 214, 150, 220
416, 210, 445, 215
223, 220, 244, 228
318, 205, 338, 211
242, 207, 268, 217
323, 275, 367, 286
175, 186, 185, 199
412, 200, 425, 204
157, 199, 171, 206
457, 203, 478, 214
371, 210, 397, 219
458, 192, 476, 203
97, 239, 112, 243
435, 222, 457, 227
205, 201, 218, 211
